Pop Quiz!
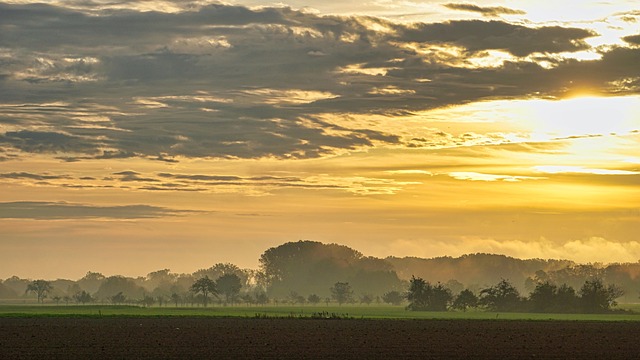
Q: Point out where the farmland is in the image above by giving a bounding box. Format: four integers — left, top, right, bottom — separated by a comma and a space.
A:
3, 315, 640, 359
3, 305, 640, 359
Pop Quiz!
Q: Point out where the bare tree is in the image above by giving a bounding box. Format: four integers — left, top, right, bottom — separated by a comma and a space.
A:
26, 280, 53, 304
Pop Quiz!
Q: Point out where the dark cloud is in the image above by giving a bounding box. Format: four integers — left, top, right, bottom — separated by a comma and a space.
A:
393, 20, 595, 57
443, 3, 526, 17
0, 172, 71, 180
0, 130, 100, 154
157, 173, 243, 182
623, 34, 640, 45
0, 3, 635, 162
0, 201, 195, 219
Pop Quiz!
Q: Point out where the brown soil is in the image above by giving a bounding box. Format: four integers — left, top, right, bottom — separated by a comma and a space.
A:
1, 318, 639, 359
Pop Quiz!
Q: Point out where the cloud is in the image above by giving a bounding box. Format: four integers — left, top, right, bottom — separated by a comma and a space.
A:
0, 201, 195, 219
443, 3, 526, 17
0, 2, 637, 162
623, 34, 640, 45
533, 166, 640, 175
0, 172, 71, 180
0, 130, 100, 154
386, 237, 640, 264
448, 172, 545, 182
393, 20, 595, 57
0, 169, 413, 195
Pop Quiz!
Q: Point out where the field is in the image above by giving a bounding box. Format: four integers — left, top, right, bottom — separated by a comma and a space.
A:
2, 304, 640, 321
2, 305, 640, 359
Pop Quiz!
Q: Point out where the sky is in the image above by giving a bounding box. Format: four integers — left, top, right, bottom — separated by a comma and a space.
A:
1, 0, 639, 280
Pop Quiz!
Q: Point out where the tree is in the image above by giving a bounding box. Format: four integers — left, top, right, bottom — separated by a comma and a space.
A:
216, 273, 242, 305
579, 278, 624, 313
556, 284, 579, 312
452, 289, 478, 312
170, 293, 181, 307
330, 282, 353, 305
74, 290, 93, 305
94, 276, 144, 301
52, 296, 62, 305
289, 291, 306, 305
240, 293, 254, 306
255, 291, 269, 306
528, 281, 558, 312
190, 276, 217, 307
110, 291, 126, 305
406, 277, 452, 311
141, 295, 155, 307
527, 281, 578, 313
382, 290, 404, 306
307, 294, 321, 305
360, 294, 374, 305
77, 272, 106, 294
259, 241, 402, 299
26, 280, 53, 304
479, 279, 522, 312
0, 281, 18, 299
445, 279, 464, 295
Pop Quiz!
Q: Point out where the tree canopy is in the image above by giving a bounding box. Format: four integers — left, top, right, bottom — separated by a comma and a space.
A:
259, 240, 402, 298
190, 276, 217, 307
26, 280, 53, 304
406, 276, 452, 311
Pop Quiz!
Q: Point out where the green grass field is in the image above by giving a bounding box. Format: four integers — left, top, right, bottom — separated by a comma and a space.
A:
2, 304, 639, 321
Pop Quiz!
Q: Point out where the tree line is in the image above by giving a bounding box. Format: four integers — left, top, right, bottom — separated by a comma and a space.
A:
406, 276, 625, 314
1, 240, 636, 312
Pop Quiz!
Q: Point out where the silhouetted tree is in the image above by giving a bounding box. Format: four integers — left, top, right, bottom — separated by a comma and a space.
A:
255, 291, 269, 306
26, 280, 53, 304
216, 273, 242, 305
95, 276, 145, 301
77, 272, 106, 294
190, 276, 217, 307
360, 294, 374, 305
452, 289, 478, 312
259, 241, 402, 298
330, 282, 353, 305
529, 281, 558, 312
170, 293, 181, 307
140, 294, 155, 307
74, 290, 93, 305
289, 291, 306, 305
382, 290, 404, 306
579, 278, 624, 313
307, 294, 321, 305
479, 279, 522, 312
240, 293, 254, 306
52, 296, 61, 305
0, 281, 18, 299
556, 284, 579, 312
110, 291, 126, 305
406, 276, 452, 311
144, 269, 177, 292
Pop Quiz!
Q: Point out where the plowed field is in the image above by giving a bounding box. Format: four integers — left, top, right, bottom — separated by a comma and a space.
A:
2, 317, 639, 359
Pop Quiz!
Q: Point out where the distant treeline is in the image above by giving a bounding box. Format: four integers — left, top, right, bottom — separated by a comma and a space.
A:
406, 276, 625, 314
2, 241, 639, 310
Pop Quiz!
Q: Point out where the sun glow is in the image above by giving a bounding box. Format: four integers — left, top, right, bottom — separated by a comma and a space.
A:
523, 95, 640, 139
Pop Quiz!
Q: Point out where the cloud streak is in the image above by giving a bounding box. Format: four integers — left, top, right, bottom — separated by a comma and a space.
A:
0, 201, 196, 219
443, 3, 526, 17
